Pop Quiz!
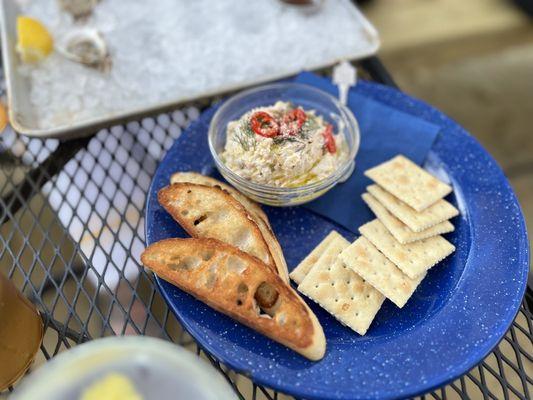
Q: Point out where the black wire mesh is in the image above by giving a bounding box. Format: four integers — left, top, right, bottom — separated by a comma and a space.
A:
0, 60, 531, 400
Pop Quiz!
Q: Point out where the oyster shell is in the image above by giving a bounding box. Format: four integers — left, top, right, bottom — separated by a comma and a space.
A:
59, 29, 111, 71
58, 0, 99, 19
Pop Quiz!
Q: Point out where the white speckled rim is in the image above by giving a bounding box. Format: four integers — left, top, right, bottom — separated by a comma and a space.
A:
207, 82, 360, 200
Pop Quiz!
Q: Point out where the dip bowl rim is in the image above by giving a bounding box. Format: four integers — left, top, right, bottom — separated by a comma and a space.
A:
207, 82, 360, 204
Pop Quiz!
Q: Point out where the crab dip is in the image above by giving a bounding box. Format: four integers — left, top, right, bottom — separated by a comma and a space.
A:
221, 101, 347, 188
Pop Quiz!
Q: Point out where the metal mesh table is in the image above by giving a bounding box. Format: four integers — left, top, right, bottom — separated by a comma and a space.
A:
0, 58, 531, 400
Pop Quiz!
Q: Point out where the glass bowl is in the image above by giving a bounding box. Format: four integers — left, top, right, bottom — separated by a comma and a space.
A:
11, 337, 237, 400
208, 83, 360, 206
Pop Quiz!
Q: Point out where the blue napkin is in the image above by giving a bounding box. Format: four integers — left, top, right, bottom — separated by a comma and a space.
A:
294, 72, 441, 233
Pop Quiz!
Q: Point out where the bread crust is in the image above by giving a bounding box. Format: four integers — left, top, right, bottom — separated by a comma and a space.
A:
170, 172, 270, 227
141, 238, 325, 360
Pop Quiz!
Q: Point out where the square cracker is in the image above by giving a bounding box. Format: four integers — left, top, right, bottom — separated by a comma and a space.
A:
299, 250, 385, 336
339, 237, 426, 308
290, 231, 343, 284
365, 155, 452, 211
368, 184, 459, 232
362, 193, 454, 244
359, 219, 455, 279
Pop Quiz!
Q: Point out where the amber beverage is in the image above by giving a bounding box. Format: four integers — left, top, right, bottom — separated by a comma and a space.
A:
0, 272, 43, 390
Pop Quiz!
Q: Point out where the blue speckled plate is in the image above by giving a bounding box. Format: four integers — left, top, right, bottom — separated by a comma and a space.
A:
145, 82, 529, 400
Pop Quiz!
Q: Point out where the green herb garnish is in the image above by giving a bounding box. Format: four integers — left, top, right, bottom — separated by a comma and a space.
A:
299, 114, 319, 139
232, 120, 256, 151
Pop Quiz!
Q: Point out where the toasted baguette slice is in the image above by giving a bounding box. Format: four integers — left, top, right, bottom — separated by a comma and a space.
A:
169, 172, 289, 282
141, 238, 326, 360
255, 218, 289, 283
170, 172, 270, 228
158, 183, 277, 274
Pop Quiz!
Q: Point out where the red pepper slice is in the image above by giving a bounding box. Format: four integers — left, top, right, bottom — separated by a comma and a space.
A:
281, 108, 307, 136
250, 111, 279, 138
322, 124, 336, 154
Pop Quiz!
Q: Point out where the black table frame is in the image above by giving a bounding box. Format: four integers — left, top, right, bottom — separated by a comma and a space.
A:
1, 56, 531, 400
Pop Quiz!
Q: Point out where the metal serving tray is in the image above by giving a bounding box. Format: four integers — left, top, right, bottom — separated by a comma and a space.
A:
0, 0, 379, 139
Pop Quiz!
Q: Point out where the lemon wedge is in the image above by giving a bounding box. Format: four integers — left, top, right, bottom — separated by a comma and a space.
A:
80, 373, 143, 400
16, 16, 53, 63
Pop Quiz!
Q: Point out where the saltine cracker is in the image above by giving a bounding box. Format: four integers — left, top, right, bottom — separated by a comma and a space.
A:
298, 236, 385, 335
290, 231, 343, 284
340, 237, 425, 308
362, 193, 454, 244
359, 219, 455, 279
367, 184, 458, 232
365, 155, 452, 211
